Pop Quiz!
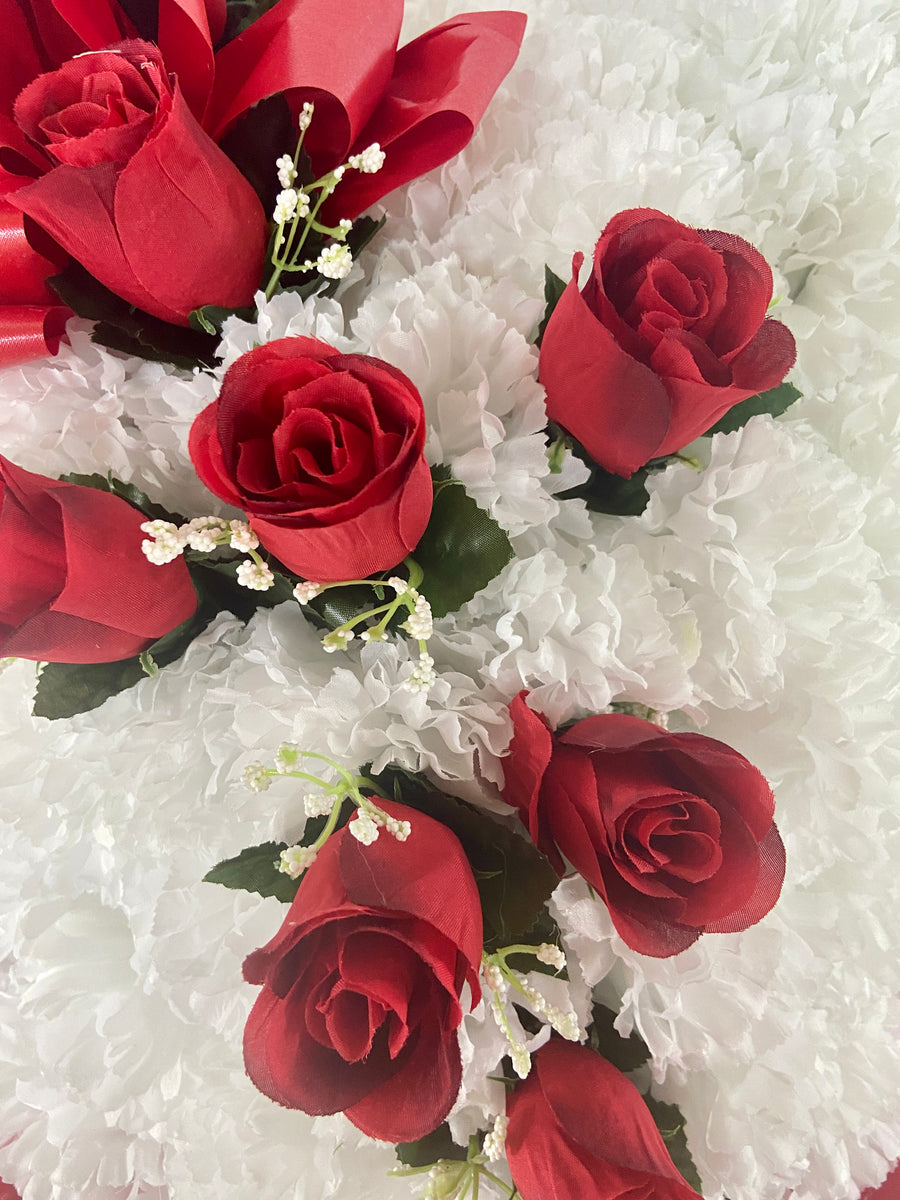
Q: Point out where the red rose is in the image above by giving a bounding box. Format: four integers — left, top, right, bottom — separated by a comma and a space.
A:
189, 336, 433, 582
242, 800, 483, 1142
506, 1039, 699, 1200
540, 208, 797, 477
6, 41, 266, 325
502, 693, 785, 957
0, 456, 197, 663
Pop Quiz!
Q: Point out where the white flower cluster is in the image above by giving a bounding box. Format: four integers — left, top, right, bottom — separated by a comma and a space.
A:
141, 516, 276, 591
348, 142, 386, 174
272, 188, 310, 225
278, 844, 317, 878
348, 805, 411, 846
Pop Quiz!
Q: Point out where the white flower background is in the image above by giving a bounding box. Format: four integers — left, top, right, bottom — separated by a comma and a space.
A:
1, 0, 899, 1197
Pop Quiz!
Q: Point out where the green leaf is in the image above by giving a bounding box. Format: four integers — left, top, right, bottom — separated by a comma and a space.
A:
368, 766, 559, 950
217, 93, 297, 214
203, 841, 300, 903
587, 1002, 651, 1073
48, 259, 221, 369
642, 1096, 704, 1194
303, 584, 384, 632
395, 1123, 468, 1169
536, 264, 568, 346
701, 381, 802, 437
415, 473, 514, 619
31, 578, 219, 720
189, 303, 255, 338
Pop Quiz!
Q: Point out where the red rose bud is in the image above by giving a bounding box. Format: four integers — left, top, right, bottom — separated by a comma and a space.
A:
7, 41, 266, 326
540, 208, 797, 477
0, 457, 197, 663
502, 693, 785, 957
242, 800, 483, 1142
189, 336, 434, 582
506, 1039, 700, 1200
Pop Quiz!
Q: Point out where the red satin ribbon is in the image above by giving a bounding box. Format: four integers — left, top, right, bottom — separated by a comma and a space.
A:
0, 200, 71, 366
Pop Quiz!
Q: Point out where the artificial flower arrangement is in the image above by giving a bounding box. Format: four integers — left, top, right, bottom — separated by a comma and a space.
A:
2, 1, 898, 1199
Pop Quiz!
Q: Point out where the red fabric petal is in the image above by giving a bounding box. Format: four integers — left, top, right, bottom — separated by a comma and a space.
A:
507, 1040, 699, 1200
540, 253, 672, 477
500, 691, 556, 853
246, 449, 432, 579
705, 822, 785, 934
332, 11, 527, 220
206, 0, 403, 143
0, 456, 197, 662
156, 0, 219, 121
861, 1162, 900, 1200
344, 1019, 463, 1142
112, 82, 266, 320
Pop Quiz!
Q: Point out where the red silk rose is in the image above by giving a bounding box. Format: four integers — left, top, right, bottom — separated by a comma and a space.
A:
242, 800, 483, 1142
0, 456, 197, 663
0, 0, 525, 341
506, 1039, 699, 1200
189, 336, 433, 582
501, 693, 785, 957
6, 41, 266, 326
540, 208, 797, 477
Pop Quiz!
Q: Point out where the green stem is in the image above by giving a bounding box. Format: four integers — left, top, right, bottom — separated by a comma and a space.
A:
311, 793, 345, 849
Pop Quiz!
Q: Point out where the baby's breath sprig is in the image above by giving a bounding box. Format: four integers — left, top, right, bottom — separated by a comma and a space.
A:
389, 1133, 519, 1200
265, 101, 386, 300
240, 748, 409, 882
294, 557, 436, 692
481, 943, 579, 1078
140, 516, 276, 591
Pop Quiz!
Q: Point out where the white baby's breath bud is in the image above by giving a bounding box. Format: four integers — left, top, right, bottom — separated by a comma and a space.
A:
332, 164, 346, 181
141, 537, 182, 565
385, 816, 411, 842
274, 743, 299, 773
275, 154, 297, 188
359, 627, 387, 642
236, 559, 275, 590
401, 594, 433, 640
243, 762, 272, 793
228, 520, 258, 552
551, 1008, 581, 1041
298, 100, 314, 131
278, 844, 317, 878
315, 242, 352, 279
348, 813, 379, 845
536, 943, 566, 970
388, 576, 410, 594
181, 515, 230, 552
337, 218, 352, 238
293, 581, 322, 604
483, 962, 508, 998
303, 791, 336, 818
322, 628, 355, 653
403, 651, 436, 694
273, 187, 298, 224
140, 519, 185, 564
348, 142, 385, 173
510, 1043, 531, 1079
482, 1114, 509, 1162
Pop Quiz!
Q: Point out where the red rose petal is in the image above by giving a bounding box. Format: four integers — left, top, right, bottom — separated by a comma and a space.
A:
540, 253, 672, 477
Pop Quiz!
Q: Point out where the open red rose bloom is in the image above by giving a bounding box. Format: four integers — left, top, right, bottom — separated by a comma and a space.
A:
0, 0, 525, 359
242, 800, 483, 1142
502, 693, 786, 957
540, 208, 797, 476
189, 336, 434, 581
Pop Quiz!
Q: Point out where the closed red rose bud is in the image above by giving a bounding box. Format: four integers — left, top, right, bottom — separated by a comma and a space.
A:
242, 799, 483, 1142
0, 456, 197, 663
506, 1039, 700, 1200
502, 692, 785, 957
540, 208, 797, 477
189, 336, 434, 582
7, 41, 266, 326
